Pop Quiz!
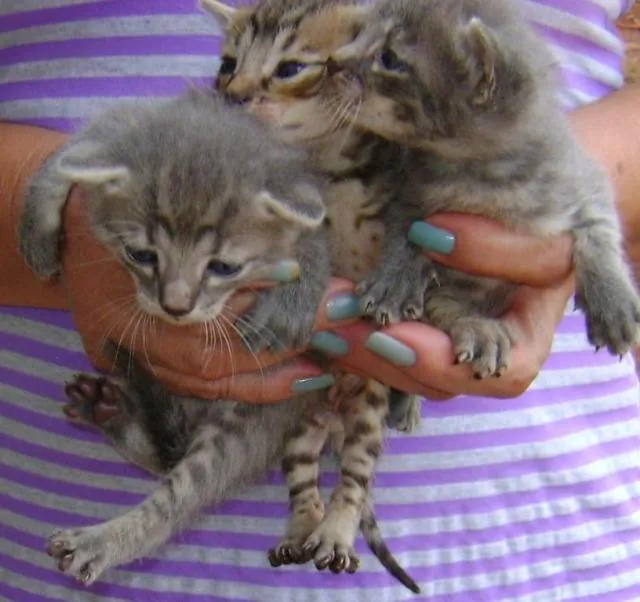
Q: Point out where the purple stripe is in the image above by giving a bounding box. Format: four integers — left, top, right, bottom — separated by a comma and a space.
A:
0, 37, 221, 65
0, 333, 89, 370
4, 518, 640, 593
1, 434, 149, 480
554, 314, 588, 334
2, 453, 638, 522
541, 348, 624, 370
533, 23, 623, 71
0, 554, 253, 602
0, 308, 76, 330
0, 0, 204, 34
4, 117, 83, 134
0, 396, 104, 443
0, 77, 212, 101
0, 583, 60, 602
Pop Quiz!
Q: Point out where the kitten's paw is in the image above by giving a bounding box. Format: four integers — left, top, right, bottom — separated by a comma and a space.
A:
18, 227, 61, 280
386, 391, 422, 433
236, 286, 318, 353
450, 318, 515, 379
47, 526, 116, 586
64, 374, 126, 427
301, 509, 360, 574
269, 501, 324, 566
578, 286, 640, 356
358, 263, 434, 326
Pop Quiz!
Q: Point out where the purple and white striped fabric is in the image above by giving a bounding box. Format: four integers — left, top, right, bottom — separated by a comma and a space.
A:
1, 1, 639, 600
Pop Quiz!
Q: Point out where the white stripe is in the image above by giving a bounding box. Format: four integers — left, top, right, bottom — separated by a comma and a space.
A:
0, 15, 218, 47
530, 355, 637, 389
4, 55, 221, 82
0, 0, 90, 15
0, 315, 83, 351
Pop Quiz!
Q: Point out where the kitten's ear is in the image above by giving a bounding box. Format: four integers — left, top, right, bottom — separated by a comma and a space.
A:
462, 17, 498, 107
199, 0, 238, 31
254, 185, 325, 230
56, 143, 132, 197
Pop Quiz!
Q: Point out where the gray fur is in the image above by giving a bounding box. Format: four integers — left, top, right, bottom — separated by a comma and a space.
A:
20, 90, 333, 584
338, 0, 640, 377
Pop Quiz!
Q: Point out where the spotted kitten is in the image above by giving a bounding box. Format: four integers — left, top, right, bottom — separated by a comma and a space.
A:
19, 90, 333, 585
332, 0, 640, 377
203, 0, 420, 592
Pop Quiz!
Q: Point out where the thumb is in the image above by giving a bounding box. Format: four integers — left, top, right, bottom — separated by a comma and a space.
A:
410, 213, 573, 287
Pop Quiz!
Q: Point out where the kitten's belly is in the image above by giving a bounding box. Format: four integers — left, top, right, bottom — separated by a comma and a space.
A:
324, 180, 385, 283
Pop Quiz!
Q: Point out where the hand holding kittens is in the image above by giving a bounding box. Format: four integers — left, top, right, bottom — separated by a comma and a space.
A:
329, 214, 575, 400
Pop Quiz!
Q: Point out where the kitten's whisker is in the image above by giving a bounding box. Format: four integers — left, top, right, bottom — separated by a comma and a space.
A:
214, 317, 236, 381
219, 311, 266, 379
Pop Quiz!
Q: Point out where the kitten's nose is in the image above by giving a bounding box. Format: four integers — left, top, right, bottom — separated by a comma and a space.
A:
227, 92, 250, 106
161, 304, 191, 318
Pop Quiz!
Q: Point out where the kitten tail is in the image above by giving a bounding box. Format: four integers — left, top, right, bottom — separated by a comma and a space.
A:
360, 501, 421, 594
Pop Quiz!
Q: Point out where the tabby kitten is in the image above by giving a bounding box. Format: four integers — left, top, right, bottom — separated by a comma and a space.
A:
332, 0, 640, 376
203, 0, 420, 592
19, 90, 332, 585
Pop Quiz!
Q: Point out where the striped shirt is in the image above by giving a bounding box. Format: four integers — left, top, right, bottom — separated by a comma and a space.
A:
1, 1, 639, 601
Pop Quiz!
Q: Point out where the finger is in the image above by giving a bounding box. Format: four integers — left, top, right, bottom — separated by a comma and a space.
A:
410, 213, 573, 287
152, 357, 332, 403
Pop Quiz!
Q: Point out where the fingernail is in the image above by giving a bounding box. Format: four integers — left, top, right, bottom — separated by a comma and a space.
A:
270, 260, 301, 282
365, 332, 416, 367
326, 293, 360, 321
291, 373, 336, 393
309, 331, 349, 356
408, 222, 455, 255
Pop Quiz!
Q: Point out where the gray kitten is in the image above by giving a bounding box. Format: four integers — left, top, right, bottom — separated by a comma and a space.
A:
19, 89, 331, 585
19, 89, 414, 588
333, 0, 640, 377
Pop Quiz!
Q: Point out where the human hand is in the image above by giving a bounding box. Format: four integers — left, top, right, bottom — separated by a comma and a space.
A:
60, 188, 357, 403
317, 214, 574, 400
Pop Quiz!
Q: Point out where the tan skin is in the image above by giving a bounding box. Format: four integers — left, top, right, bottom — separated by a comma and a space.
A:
1, 83, 639, 403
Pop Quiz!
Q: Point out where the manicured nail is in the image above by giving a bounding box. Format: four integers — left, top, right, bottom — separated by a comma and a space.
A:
270, 260, 300, 282
291, 373, 336, 393
326, 293, 360, 321
365, 332, 416, 367
309, 331, 349, 356
408, 222, 455, 255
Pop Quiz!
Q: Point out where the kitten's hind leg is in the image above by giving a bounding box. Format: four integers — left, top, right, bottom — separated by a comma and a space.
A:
63, 373, 191, 475
302, 379, 387, 574
268, 413, 330, 567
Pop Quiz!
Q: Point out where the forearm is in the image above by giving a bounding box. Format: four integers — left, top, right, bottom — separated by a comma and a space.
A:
570, 83, 640, 272
0, 123, 69, 309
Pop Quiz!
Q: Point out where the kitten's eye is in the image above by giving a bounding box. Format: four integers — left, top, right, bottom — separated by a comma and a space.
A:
125, 246, 158, 267
207, 260, 243, 277
275, 61, 307, 79
219, 55, 237, 76
378, 48, 408, 73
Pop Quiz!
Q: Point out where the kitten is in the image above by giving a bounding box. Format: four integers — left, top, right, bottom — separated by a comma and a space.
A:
330, 0, 640, 376
19, 89, 332, 585
20, 89, 417, 592
204, 0, 422, 591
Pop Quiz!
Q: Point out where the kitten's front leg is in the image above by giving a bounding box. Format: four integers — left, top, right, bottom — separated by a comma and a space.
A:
573, 223, 640, 355
238, 229, 331, 352
357, 232, 436, 326
19, 154, 73, 279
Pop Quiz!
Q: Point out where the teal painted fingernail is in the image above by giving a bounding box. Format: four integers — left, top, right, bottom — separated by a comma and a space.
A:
270, 260, 300, 282
326, 293, 360, 321
365, 332, 416, 367
309, 331, 349, 356
408, 222, 455, 255
291, 373, 336, 393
